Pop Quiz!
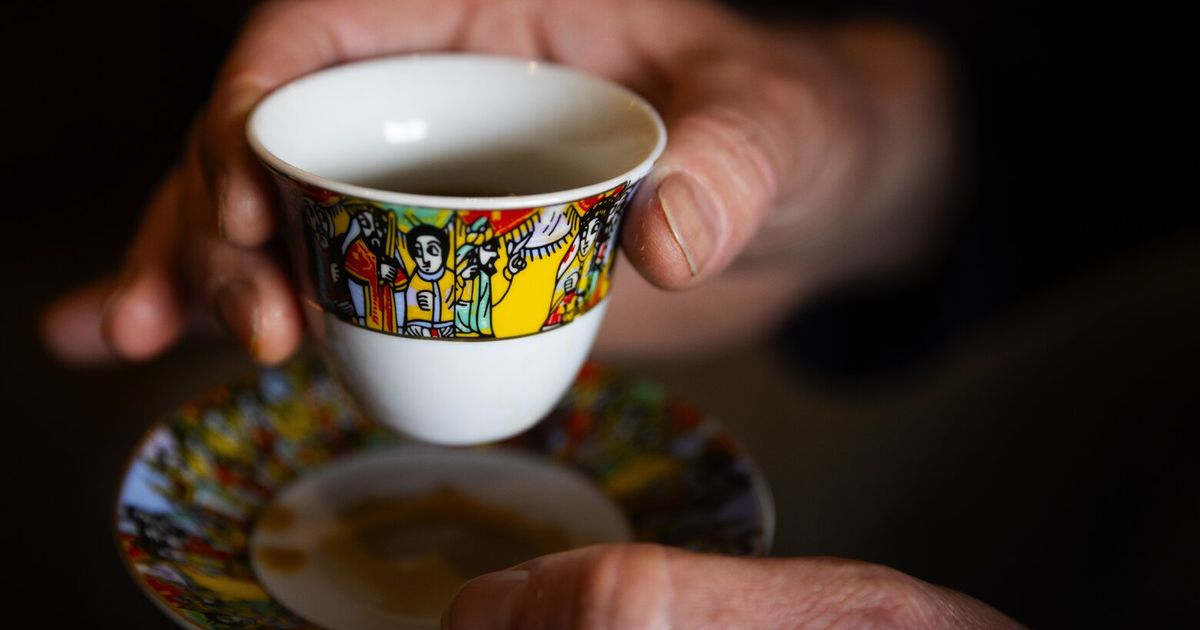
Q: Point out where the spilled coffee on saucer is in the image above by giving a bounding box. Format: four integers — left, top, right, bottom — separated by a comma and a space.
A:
255, 486, 570, 616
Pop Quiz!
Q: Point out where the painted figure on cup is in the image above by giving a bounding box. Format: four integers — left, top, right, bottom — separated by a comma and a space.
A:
543, 189, 625, 330
403, 224, 458, 337
301, 199, 354, 318
341, 205, 407, 333
581, 192, 626, 312
454, 217, 532, 337
295, 180, 631, 340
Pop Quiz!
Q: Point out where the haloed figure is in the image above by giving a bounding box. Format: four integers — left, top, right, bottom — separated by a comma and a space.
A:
403, 224, 457, 337
583, 194, 624, 310
544, 201, 613, 329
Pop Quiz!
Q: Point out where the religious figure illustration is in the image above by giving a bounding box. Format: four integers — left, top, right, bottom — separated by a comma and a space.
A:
543, 194, 621, 329
402, 224, 458, 337
301, 199, 354, 317
581, 192, 626, 311
295, 181, 630, 340
340, 205, 407, 332
453, 217, 532, 337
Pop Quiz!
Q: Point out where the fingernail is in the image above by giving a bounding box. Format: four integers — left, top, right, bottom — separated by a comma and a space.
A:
215, 279, 259, 357
216, 171, 229, 240
656, 174, 718, 277
443, 570, 528, 630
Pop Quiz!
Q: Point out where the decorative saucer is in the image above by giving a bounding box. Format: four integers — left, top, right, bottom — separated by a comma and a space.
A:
116, 354, 773, 628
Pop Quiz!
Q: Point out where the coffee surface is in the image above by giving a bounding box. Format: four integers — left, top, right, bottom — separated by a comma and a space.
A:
254, 486, 571, 615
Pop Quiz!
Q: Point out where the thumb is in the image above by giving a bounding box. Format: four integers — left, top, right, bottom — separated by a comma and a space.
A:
623, 35, 870, 291
444, 544, 1018, 630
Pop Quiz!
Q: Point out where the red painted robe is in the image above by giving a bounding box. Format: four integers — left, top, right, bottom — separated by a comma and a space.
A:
344, 239, 406, 332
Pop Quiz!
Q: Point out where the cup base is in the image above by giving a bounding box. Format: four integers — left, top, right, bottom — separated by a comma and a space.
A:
315, 301, 609, 444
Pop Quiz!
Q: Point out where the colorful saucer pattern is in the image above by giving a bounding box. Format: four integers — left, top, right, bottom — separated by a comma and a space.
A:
116, 354, 772, 628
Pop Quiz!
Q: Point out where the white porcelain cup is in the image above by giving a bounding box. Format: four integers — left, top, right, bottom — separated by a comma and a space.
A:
247, 54, 665, 444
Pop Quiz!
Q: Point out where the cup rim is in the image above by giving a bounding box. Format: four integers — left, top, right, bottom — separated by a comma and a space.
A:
245, 53, 667, 210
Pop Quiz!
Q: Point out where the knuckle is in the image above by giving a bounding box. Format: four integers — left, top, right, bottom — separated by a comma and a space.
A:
675, 105, 779, 205
768, 56, 871, 187
573, 545, 672, 630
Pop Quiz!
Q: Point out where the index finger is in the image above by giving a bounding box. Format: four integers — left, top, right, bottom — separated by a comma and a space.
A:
201, 0, 475, 246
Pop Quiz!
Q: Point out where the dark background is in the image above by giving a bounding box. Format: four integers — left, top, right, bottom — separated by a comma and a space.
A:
3, 1, 1196, 627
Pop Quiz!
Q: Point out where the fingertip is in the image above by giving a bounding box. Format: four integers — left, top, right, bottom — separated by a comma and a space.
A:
214, 273, 303, 365
249, 287, 304, 365
635, 93, 802, 289
103, 271, 186, 362
444, 570, 528, 630
40, 279, 120, 366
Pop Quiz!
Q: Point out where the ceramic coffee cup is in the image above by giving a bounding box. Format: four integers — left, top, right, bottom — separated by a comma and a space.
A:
247, 54, 666, 444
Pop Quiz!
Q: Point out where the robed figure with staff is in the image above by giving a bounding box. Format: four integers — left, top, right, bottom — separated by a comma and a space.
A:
341, 205, 407, 333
